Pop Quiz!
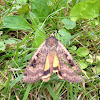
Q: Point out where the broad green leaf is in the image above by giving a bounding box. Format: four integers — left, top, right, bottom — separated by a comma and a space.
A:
78, 60, 88, 69
3, 16, 31, 30
18, 4, 29, 14
1, 35, 9, 40
16, 0, 27, 4
0, 41, 5, 50
62, 18, 76, 29
35, 27, 46, 47
69, 45, 77, 51
86, 59, 93, 64
29, 11, 39, 25
92, 66, 100, 74
30, 0, 49, 21
58, 28, 71, 37
70, 0, 99, 21
96, 55, 100, 62
57, 28, 71, 45
76, 47, 89, 57
86, 54, 93, 63
72, 0, 77, 6
5, 39, 16, 44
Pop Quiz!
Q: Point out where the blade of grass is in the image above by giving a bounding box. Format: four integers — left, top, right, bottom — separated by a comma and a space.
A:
66, 82, 69, 100
34, 81, 43, 100
56, 81, 65, 97
2, 75, 11, 96
74, 83, 79, 99
70, 82, 73, 100
45, 83, 60, 100
10, 74, 23, 89
23, 83, 33, 100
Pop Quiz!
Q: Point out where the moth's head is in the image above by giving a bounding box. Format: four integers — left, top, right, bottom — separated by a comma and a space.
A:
45, 36, 58, 50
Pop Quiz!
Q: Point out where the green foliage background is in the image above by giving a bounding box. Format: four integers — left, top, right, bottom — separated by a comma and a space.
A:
0, 0, 100, 100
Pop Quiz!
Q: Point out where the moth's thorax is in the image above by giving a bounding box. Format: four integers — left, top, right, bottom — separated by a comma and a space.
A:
45, 36, 58, 48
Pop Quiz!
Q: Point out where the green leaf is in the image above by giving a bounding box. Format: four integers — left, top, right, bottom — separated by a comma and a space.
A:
92, 66, 100, 74
86, 54, 93, 64
5, 38, 17, 44
62, 18, 76, 29
86, 58, 93, 64
0, 41, 5, 50
16, 0, 27, 4
3, 16, 31, 30
76, 47, 89, 57
1, 35, 9, 40
30, 0, 49, 21
78, 60, 88, 69
70, 0, 99, 21
96, 55, 100, 63
29, 11, 39, 25
57, 28, 71, 45
69, 45, 77, 51
58, 28, 71, 37
35, 27, 46, 47
18, 4, 29, 14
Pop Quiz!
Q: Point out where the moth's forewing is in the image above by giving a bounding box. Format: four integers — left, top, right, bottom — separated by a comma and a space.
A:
57, 41, 82, 83
42, 55, 51, 81
53, 52, 59, 73
53, 52, 63, 79
22, 41, 48, 83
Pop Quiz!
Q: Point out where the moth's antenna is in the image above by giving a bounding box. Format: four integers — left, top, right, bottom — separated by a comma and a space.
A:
50, 33, 55, 37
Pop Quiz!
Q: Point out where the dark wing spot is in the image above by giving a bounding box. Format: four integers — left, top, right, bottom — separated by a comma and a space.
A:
31, 59, 36, 68
68, 59, 74, 66
53, 67, 58, 71
65, 54, 68, 58
58, 71, 62, 76
43, 69, 50, 76
68, 59, 71, 63
24, 73, 27, 76
36, 53, 39, 57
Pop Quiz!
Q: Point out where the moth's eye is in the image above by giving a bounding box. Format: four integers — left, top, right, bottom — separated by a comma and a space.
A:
68, 59, 74, 66
33, 63, 36, 68
24, 73, 27, 76
65, 54, 68, 58
58, 71, 62, 76
32, 59, 36, 68
36, 53, 39, 57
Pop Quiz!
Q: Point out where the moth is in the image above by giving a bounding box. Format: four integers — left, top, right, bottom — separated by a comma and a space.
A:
22, 35, 82, 83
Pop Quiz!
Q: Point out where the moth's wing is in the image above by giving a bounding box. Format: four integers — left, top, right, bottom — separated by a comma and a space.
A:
53, 52, 60, 73
22, 41, 48, 83
57, 41, 83, 83
42, 54, 51, 82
